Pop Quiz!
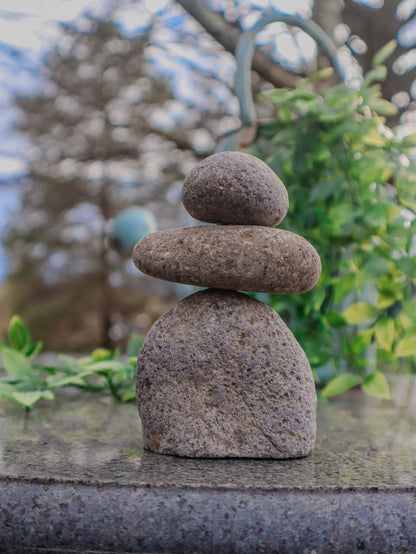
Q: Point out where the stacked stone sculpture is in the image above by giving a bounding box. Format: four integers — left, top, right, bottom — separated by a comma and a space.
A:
133, 151, 321, 459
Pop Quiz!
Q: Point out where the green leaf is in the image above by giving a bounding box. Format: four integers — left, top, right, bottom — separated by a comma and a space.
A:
363, 65, 387, 86
361, 257, 390, 280
401, 133, 416, 147
362, 128, 386, 147
126, 334, 144, 357
328, 204, 357, 226
11, 390, 54, 409
320, 373, 363, 399
396, 312, 414, 331
7, 315, 31, 352
25, 341, 43, 358
369, 98, 398, 116
377, 290, 397, 309
46, 373, 90, 389
310, 180, 336, 203
84, 360, 129, 372
386, 205, 403, 224
342, 302, 378, 324
399, 196, 416, 213
304, 67, 334, 84
363, 205, 386, 230
375, 318, 395, 351
351, 329, 374, 355
372, 39, 397, 68
121, 388, 136, 402
0, 383, 15, 399
396, 257, 416, 278
362, 371, 390, 399
1, 347, 34, 377
396, 332, 416, 357
333, 274, 355, 303
91, 348, 112, 362
278, 105, 292, 123
325, 310, 348, 328
57, 354, 84, 373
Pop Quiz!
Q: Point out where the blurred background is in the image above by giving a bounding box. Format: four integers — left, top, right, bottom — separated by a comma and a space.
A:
0, 0, 415, 352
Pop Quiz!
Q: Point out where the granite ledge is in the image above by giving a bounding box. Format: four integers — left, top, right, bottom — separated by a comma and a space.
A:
0, 376, 415, 553
1, 479, 416, 553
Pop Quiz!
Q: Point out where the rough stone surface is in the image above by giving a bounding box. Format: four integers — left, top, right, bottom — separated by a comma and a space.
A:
136, 289, 317, 458
133, 225, 321, 294
182, 151, 289, 226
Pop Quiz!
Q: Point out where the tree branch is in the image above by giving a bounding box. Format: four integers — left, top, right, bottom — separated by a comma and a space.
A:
175, 0, 300, 89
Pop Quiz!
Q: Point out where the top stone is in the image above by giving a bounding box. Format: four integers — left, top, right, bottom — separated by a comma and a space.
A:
182, 151, 289, 227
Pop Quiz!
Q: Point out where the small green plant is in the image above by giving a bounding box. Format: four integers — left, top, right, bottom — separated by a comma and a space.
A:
251, 46, 416, 400
0, 315, 141, 411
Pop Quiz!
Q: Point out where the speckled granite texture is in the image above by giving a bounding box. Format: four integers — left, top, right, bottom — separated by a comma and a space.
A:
0, 377, 416, 553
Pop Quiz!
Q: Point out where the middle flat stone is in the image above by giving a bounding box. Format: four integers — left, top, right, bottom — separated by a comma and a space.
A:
133, 225, 321, 294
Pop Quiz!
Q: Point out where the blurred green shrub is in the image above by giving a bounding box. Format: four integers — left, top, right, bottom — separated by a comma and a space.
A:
0, 315, 140, 411
250, 62, 416, 399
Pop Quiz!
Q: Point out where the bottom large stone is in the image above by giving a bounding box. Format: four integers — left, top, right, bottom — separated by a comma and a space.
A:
136, 289, 317, 458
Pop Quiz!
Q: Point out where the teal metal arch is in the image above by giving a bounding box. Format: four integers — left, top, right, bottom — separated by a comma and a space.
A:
217, 11, 345, 151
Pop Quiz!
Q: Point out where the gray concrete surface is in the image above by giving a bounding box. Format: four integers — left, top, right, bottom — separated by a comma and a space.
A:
0, 376, 415, 553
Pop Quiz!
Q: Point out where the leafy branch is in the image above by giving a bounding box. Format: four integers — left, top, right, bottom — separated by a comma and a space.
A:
251, 49, 416, 400
0, 315, 141, 411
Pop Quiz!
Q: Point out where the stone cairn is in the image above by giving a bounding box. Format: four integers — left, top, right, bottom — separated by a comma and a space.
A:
133, 151, 321, 458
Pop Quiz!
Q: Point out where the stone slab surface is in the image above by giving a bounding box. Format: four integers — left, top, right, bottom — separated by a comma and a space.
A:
0, 377, 416, 553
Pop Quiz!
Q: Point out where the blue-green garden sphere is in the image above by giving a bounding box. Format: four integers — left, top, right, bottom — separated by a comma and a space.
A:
110, 206, 157, 255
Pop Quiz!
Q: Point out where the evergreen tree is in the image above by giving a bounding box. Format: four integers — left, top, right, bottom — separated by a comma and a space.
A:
5, 11, 225, 350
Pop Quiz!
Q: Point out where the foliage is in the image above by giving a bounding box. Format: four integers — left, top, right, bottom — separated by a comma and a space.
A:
250, 61, 416, 399
0, 315, 141, 411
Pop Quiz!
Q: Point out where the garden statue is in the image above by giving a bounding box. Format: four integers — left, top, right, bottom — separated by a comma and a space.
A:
133, 151, 321, 458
